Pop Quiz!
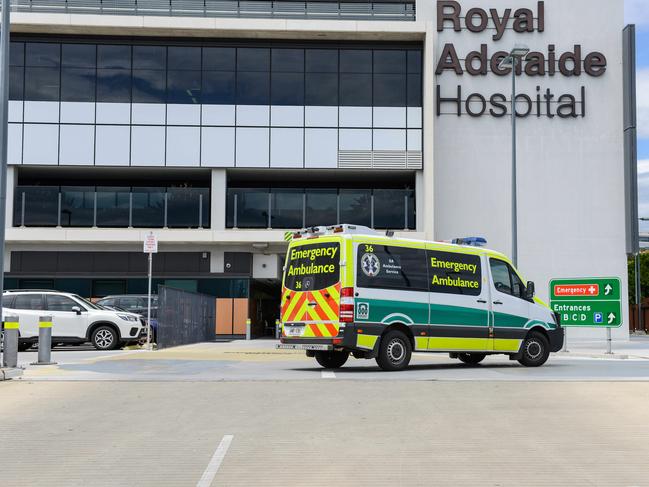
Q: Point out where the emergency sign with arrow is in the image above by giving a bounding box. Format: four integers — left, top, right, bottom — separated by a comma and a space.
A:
549, 277, 622, 328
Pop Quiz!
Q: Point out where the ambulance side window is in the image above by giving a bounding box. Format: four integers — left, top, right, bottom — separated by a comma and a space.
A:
490, 259, 527, 299
356, 245, 428, 292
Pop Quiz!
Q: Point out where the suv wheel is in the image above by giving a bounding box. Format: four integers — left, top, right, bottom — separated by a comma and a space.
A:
91, 326, 119, 351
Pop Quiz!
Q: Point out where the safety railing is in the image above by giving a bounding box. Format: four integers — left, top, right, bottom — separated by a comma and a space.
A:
8, 0, 416, 21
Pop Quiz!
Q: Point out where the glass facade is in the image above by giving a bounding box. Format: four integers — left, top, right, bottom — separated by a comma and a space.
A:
14, 186, 210, 229
227, 187, 415, 230
10, 40, 422, 108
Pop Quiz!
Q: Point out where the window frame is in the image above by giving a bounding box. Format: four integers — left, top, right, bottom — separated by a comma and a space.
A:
12, 293, 45, 311
46, 294, 82, 313
489, 258, 528, 301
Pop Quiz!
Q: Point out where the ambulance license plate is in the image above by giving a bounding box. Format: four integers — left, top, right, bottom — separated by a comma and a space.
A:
285, 326, 304, 337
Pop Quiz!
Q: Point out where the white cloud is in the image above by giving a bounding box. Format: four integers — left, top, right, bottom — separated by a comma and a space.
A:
638, 69, 649, 138
626, 0, 649, 27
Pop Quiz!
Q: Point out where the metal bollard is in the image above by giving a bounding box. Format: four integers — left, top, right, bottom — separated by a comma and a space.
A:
2, 315, 19, 368
31, 315, 57, 366
245, 318, 251, 340
275, 319, 281, 339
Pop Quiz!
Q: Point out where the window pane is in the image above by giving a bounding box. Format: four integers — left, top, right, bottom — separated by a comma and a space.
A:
340, 189, 371, 227
26, 43, 60, 67
202, 71, 235, 104
25, 67, 60, 101
272, 49, 304, 72
167, 70, 201, 104
133, 46, 166, 70
168, 46, 201, 70
428, 250, 482, 296
373, 189, 407, 229
305, 189, 337, 227
237, 48, 270, 72
407, 189, 415, 230
305, 49, 337, 73
284, 242, 340, 292
14, 186, 59, 226
356, 245, 428, 291
237, 72, 269, 105
407, 74, 422, 107
407, 50, 422, 74
167, 188, 205, 228
305, 73, 337, 106
62, 44, 96, 68
510, 266, 525, 299
340, 73, 372, 106
270, 189, 303, 228
47, 294, 79, 312
60, 187, 95, 227
271, 72, 304, 105
13, 294, 44, 310
373, 74, 406, 106
96, 187, 130, 227
132, 188, 165, 228
132, 69, 166, 103
97, 69, 131, 103
98, 45, 131, 69
340, 50, 371, 73
490, 259, 512, 295
9, 67, 23, 100
10, 42, 24, 66
374, 50, 406, 74
61, 68, 96, 102
228, 188, 269, 228
203, 47, 236, 71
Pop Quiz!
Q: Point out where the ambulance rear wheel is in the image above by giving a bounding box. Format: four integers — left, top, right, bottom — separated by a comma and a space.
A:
376, 330, 412, 371
458, 353, 486, 365
315, 351, 349, 369
518, 331, 550, 367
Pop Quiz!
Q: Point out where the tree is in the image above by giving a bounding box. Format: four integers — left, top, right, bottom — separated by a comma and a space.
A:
627, 252, 649, 304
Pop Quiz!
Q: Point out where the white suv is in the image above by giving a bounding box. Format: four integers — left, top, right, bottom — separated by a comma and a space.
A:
2, 290, 144, 351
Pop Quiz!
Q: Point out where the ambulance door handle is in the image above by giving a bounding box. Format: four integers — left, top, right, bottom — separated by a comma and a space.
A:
477, 299, 487, 304
493, 301, 503, 305
308, 302, 317, 307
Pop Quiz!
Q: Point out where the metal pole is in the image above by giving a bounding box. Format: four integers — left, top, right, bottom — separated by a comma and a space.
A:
275, 318, 280, 339
606, 327, 612, 354
0, 0, 11, 362
511, 57, 518, 267
246, 318, 251, 340
146, 252, 152, 350
31, 315, 56, 366
562, 327, 568, 353
635, 252, 643, 333
2, 315, 18, 368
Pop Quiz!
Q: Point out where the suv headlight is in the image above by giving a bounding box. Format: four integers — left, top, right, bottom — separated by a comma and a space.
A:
117, 314, 138, 322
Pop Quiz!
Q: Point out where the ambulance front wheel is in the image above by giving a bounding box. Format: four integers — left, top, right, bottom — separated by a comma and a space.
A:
376, 330, 412, 371
315, 351, 349, 369
518, 331, 550, 367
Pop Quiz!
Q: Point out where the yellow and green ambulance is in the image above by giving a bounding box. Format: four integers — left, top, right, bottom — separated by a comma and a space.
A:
277, 225, 564, 371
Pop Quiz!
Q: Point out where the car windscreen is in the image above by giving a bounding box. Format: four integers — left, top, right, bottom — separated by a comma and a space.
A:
72, 294, 102, 310
284, 241, 340, 292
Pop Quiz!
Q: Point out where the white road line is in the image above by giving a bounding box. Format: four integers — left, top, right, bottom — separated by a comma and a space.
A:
321, 370, 336, 378
196, 434, 234, 487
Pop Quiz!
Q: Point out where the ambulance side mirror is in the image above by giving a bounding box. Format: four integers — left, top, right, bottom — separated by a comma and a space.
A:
524, 281, 535, 300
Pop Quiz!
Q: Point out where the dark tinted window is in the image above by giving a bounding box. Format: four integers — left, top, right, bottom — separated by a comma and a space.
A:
270, 189, 303, 229
340, 73, 372, 106
511, 268, 525, 298
98, 297, 117, 307
203, 47, 236, 71
272, 49, 304, 72
237, 71, 269, 105
61, 68, 96, 102
97, 69, 131, 103
407, 50, 422, 73
132, 69, 166, 103
202, 71, 235, 104
10, 42, 24, 66
62, 44, 96, 68
133, 46, 166, 70
305, 73, 337, 106
490, 259, 512, 295
47, 294, 80, 312
374, 50, 406, 74
167, 70, 201, 104
13, 294, 44, 310
356, 244, 428, 291
2, 295, 15, 308
340, 50, 371, 73
340, 190, 371, 227
429, 250, 482, 296
168, 46, 201, 70
305, 189, 337, 227
25, 67, 60, 101
407, 74, 422, 107
9, 68, 23, 100
26, 43, 60, 67
284, 242, 340, 292
237, 48, 269, 72
271, 72, 304, 105
97, 45, 131, 69
374, 74, 406, 106
305, 49, 337, 72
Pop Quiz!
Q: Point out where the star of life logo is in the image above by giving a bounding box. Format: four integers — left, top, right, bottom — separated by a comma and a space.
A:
361, 253, 380, 277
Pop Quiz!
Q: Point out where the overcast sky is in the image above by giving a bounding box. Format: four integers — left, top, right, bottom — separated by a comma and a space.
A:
626, 0, 649, 230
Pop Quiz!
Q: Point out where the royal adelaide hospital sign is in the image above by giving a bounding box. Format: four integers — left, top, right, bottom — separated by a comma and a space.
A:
436, 1, 607, 118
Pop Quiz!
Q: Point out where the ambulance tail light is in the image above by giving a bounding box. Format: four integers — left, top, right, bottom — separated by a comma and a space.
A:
340, 287, 355, 323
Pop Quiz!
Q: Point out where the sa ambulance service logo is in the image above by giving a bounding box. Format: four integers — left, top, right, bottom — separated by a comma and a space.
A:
361, 253, 380, 277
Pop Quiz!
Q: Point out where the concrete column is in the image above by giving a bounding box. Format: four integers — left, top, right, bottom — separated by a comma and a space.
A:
210, 169, 227, 231
422, 24, 436, 240
5, 165, 14, 229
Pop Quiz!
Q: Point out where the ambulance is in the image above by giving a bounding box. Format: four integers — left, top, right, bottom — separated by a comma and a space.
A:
277, 225, 563, 371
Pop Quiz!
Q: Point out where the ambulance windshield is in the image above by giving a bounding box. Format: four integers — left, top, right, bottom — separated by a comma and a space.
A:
284, 242, 340, 291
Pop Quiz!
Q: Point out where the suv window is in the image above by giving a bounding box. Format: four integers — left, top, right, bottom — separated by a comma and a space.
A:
98, 298, 117, 307
119, 297, 141, 310
13, 294, 45, 310
47, 294, 80, 312
356, 244, 428, 292
2, 295, 15, 308
490, 259, 526, 299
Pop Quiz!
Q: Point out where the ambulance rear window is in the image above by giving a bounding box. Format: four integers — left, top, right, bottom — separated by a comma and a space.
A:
284, 242, 340, 291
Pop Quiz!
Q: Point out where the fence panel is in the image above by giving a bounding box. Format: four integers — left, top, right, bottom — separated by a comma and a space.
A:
156, 285, 216, 349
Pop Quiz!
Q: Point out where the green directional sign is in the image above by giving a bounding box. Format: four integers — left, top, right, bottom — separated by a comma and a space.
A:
549, 277, 622, 327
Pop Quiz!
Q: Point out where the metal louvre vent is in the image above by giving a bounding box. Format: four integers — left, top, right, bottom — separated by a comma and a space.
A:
338, 150, 422, 169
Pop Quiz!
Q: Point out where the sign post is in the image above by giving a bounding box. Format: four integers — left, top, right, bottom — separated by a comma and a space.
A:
143, 232, 158, 350
549, 277, 622, 354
